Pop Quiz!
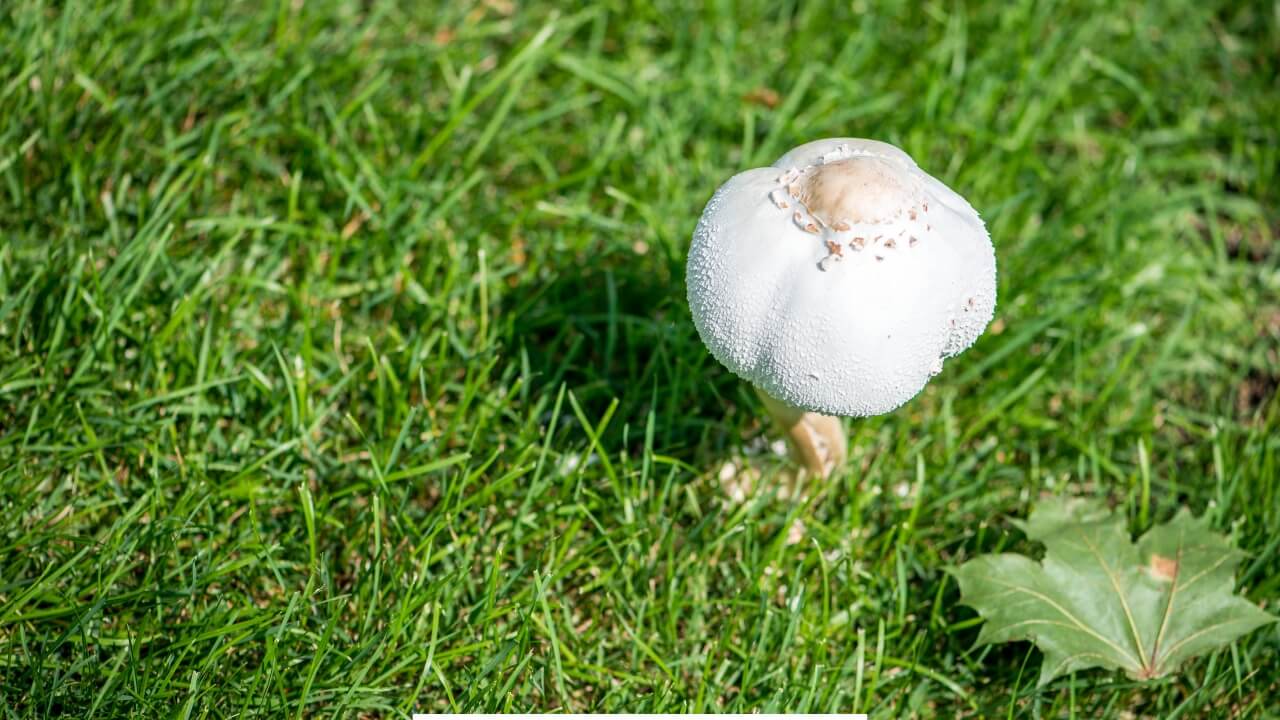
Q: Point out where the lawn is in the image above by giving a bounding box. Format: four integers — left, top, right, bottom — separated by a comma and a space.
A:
1, 0, 1278, 716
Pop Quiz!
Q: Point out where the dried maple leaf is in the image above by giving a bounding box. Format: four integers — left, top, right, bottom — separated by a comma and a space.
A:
951, 497, 1276, 686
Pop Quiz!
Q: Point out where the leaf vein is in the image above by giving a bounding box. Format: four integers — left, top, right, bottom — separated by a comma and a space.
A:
1077, 529, 1147, 669
985, 577, 1144, 669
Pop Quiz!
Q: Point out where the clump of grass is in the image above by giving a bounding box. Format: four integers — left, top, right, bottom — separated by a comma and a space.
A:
1, 0, 1276, 716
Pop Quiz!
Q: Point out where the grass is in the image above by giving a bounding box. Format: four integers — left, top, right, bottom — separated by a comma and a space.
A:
1, 0, 1277, 716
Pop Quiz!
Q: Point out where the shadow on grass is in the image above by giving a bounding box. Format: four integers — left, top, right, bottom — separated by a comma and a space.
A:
505, 244, 756, 468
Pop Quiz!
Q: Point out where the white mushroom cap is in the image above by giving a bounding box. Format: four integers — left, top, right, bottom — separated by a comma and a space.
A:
686, 138, 997, 417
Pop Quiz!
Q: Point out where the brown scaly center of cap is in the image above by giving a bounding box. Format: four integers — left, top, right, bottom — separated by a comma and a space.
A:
791, 156, 915, 228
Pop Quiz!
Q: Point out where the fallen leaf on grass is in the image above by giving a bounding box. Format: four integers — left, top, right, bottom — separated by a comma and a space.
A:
950, 497, 1276, 686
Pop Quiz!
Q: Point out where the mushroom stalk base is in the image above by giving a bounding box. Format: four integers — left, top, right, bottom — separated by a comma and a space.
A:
754, 387, 848, 479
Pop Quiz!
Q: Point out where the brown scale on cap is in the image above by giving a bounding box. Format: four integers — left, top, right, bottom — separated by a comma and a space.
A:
793, 211, 820, 234
791, 157, 917, 229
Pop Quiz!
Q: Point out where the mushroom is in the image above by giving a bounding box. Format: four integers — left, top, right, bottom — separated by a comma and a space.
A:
686, 138, 996, 479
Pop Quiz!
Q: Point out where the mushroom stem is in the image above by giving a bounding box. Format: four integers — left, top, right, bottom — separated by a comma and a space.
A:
754, 387, 848, 479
